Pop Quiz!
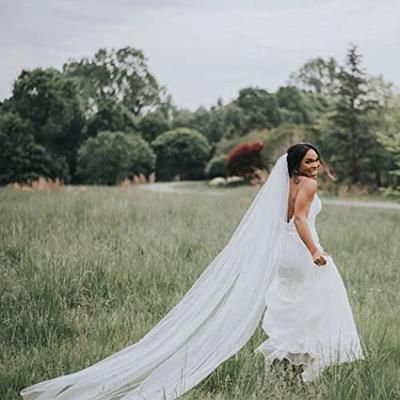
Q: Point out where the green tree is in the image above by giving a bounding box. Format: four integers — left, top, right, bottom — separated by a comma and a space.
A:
325, 45, 381, 185
0, 112, 67, 184
10, 68, 85, 181
151, 128, 211, 181
171, 108, 197, 129
360, 78, 399, 188
64, 47, 166, 116
86, 99, 138, 138
275, 86, 313, 124
171, 106, 214, 135
219, 103, 247, 139
170, 101, 247, 150
138, 111, 170, 143
289, 57, 340, 96
377, 131, 400, 193
234, 87, 281, 130
376, 93, 400, 192
77, 131, 156, 185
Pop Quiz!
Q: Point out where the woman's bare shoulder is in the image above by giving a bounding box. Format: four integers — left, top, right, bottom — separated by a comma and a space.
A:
298, 176, 318, 195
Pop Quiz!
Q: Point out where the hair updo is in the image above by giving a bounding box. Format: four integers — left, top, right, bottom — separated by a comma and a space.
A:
286, 142, 334, 180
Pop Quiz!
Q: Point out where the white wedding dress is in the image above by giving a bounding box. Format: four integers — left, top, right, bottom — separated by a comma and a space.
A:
254, 193, 364, 381
20, 154, 363, 400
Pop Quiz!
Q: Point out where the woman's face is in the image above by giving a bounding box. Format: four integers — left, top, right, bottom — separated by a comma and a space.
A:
299, 149, 320, 180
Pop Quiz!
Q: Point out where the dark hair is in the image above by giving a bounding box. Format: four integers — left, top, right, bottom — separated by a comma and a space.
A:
286, 142, 335, 180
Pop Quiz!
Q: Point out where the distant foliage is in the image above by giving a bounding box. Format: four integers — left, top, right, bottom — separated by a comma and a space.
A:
214, 129, 270, 158
0, 111, 68, 184
77, 131, 156, 185
263, 124, 310, 168
289, 56, 340, 96
276, 86, 314, 124
377, 97, 400, 194
9, 68, 86, 181
321, 45, 384, 186
226, 141, 265, 177
205, 154, 228, 179
63, 46, 167, 116
234, 87, 281, 130
171, 103, 247, 145
86, 99, 138, 138
138, 111, 170, 143
2, 43, 400, 191
151, 128, 211, 181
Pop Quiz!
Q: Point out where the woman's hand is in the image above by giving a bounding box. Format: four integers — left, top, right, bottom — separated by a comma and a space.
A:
312, 249, 328, 267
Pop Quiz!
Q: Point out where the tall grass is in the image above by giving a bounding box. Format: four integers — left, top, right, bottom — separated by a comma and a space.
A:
0, 185, 399, 399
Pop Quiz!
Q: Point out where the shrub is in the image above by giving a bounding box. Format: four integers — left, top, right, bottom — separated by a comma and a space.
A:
205, 154, 227, 179
138, 111, 170, 143
226, 141, 265, 177
0, 111, 70, 184
76, 131, 156, 185
151, 128, 211, 181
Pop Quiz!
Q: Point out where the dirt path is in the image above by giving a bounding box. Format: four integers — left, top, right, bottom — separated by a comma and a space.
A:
140, 181, 400, 210
139, 181, 223, 196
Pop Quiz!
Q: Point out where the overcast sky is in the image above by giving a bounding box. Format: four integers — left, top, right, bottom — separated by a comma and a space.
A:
1, 0, 399, 110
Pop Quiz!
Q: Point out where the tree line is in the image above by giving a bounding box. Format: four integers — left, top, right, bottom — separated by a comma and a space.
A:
1, 44, 399, 194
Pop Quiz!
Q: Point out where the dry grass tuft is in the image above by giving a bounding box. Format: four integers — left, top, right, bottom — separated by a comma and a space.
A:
8, 177, 64, 192
120, 172, 156, 188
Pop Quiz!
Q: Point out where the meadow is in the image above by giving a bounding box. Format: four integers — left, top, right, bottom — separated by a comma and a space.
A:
1, 184, 399, 400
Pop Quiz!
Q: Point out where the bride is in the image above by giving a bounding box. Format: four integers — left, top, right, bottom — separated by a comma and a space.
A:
20, 143, 363, 400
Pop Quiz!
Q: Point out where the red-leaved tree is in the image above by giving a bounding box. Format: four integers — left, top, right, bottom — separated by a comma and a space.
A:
226, 141, 265, 176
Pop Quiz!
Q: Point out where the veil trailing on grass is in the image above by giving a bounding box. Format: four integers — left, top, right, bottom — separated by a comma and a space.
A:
20, 153, 289, 400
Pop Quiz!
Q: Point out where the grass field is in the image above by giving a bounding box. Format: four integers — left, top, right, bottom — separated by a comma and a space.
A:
1, 185, 399, 399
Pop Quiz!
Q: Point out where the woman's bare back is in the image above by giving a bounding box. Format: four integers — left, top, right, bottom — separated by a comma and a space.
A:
287, 176, 315, 223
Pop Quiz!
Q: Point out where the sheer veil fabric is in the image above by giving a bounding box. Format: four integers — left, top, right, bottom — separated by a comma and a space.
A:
20, 153, 357, 400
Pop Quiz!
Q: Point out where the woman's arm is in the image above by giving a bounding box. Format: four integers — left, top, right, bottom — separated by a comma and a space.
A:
293, 178, 327, 267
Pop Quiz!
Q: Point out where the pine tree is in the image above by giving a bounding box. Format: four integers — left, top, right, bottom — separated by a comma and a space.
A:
328, 44, 379, 185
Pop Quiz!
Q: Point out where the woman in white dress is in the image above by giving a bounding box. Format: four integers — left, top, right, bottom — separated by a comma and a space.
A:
20, 143, 363, 400
254, 143, 364, 382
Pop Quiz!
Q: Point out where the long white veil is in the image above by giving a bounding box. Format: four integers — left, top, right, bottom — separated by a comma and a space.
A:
20, 153, 289, 400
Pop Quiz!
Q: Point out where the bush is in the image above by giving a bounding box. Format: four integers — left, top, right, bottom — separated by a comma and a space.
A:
205, 154, 227, 179
138, 111, 170, 143
226, 141, 265, 177
151, 128, 211, 181
0, 111, 70, 185
76, 131, 156, 185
